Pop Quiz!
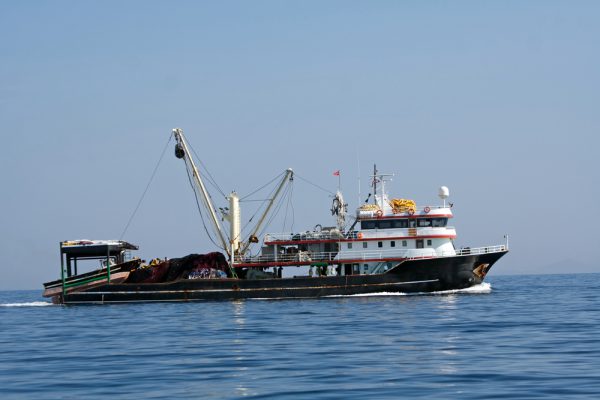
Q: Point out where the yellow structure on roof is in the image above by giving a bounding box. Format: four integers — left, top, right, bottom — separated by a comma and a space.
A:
358, 204, 381, 211
389, 199, 416, 214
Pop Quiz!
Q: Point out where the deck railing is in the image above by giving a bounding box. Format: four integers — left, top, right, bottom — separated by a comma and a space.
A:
235, 244, 507, 265
451, 245, 507, 256
264, 231, 345, 242
264, 227, 457, 242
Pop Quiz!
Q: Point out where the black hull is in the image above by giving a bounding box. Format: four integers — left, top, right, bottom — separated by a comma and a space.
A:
55, 251, 507, 304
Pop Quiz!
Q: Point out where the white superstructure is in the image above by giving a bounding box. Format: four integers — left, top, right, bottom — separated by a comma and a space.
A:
232, 165, 508, 278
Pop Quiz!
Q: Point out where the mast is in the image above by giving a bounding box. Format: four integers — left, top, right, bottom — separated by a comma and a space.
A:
373, 164, 377, 204
239, 168, 293, 255
227, 191, 241, 253
172, 128, 230, 255
371, 165, 394, 209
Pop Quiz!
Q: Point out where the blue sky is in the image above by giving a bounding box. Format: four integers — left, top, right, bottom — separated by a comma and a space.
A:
1, 1, 599, 289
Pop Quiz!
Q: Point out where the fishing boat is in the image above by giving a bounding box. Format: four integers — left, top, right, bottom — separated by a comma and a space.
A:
43, 129, 508, 304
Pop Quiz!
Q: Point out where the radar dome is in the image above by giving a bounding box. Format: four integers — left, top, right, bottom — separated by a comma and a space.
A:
438, 186, 450, 200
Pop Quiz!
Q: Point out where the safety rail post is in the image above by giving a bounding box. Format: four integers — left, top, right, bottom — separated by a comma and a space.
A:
106, 245, 111, 283
60, 242, 65, 297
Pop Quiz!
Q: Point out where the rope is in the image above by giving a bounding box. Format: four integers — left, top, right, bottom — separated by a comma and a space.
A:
182, 146, 238, 278
184, 158, 223, 251
283, 180, 294, 232
239, 175, 281, 239
119, 134, 172, 240
240, 171, 285, 201
295, 174, 335, 195
187, 141, 227, 198
257, 183, 291, 238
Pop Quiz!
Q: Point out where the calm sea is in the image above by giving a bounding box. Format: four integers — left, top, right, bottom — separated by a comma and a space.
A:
1, 273, 599, 399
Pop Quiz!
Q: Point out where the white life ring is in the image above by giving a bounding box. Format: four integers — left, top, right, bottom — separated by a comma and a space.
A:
424, 206, 431, 213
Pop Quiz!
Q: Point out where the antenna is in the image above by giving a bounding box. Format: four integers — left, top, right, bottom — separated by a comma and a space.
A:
357, 147, 361, 207
372, 164, 377, 199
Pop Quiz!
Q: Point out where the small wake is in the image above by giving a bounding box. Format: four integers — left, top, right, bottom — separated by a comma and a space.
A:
327, 283, 492, 298
0, 301, 53, 307
435, 282, 492, 295
328, 292, 409, 298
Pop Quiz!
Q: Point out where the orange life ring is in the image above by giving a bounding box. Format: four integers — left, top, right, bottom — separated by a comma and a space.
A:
375, 209, 383, 218
424, 206, 431, 213
357, 232, 363, 239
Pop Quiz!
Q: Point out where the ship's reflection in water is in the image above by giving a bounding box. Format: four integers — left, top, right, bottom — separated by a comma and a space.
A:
435, 294, 460, 375
230, 300, 254, 397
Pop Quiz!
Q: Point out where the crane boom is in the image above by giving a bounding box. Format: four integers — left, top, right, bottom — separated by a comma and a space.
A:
172, 128, 230, 255
240, 168, 293, 255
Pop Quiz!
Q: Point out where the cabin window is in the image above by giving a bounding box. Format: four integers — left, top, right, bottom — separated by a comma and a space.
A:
378, 241, 383, 248
402, 240, 407, 247
418, 218, 432, 227
364, 264, 369, 271
391, 241, 396, 247
393, 219, 408, 228
347, 242, 353, 249
416, 239, 424, 249
387, 262, 393, 270
363, 242, 368, 248
431, 218, 448, 227
353, 264, 360, 274
408, 219, 416, 228
427, 239, 432, 246
361, 220, 376, 230
378, 220, 392, 229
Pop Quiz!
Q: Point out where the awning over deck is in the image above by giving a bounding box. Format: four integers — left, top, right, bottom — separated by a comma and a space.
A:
60, 240, 138, 258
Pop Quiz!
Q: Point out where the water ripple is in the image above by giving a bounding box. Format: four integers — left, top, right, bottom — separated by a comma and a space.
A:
1, 275, 600, 399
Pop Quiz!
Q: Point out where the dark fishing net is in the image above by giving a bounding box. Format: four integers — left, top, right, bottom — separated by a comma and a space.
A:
125, 252, 229, 283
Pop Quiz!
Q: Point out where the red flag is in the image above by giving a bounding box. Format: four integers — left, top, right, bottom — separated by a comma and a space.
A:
333, 170, 340, 176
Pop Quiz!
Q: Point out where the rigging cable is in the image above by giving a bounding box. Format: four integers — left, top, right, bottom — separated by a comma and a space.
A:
119, 134, 172, 240
295, 174, 335, 196
243, 182, 291, 258
282, 179, 295, 232
288, 180, 295, 232
257, 183, 292, 239
183, 148, 237, 278
183, 157, 223, 251
239, 173, 285, 238
240, 171, 285, 201
187, 141, 227, 198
